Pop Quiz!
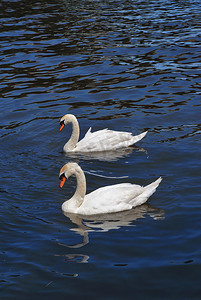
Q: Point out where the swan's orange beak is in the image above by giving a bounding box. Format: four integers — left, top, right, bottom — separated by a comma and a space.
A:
60, 176, 66, 188
60, 123, 65, 131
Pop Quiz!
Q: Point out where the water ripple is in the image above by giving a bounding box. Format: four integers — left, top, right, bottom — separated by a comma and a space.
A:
1, 0, 201, 298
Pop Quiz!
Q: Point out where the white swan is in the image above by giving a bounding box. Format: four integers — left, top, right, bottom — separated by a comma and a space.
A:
60, 114, 147, 152
59, 162, 162, 215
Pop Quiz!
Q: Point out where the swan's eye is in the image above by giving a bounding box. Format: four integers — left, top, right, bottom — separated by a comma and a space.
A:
59, 173, 65, 180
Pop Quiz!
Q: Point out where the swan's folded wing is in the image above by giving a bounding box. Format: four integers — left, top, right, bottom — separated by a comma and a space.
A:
78, 183, 143, 215
83, 127, 92, 138
75, 128, 146, 152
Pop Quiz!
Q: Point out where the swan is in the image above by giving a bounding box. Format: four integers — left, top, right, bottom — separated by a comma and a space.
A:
59, 162, 162, 215
60, 114, 147, 152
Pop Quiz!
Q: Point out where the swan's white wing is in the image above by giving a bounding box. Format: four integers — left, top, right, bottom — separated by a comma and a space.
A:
77, 183, 144, 215
128, 177, 162, 207
76, 178, 162, 215
75, 128, 147, 152
82, 127, 92, 139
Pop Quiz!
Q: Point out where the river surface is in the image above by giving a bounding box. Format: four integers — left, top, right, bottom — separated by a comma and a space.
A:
1, 0, 201, 299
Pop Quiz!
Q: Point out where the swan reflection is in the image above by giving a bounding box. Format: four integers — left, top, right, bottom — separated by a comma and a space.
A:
60, 203, 164, 246
55, 252, 90, 264
65, 203, 164, 232
56, 204, 164, 263
64, 145, 148, 161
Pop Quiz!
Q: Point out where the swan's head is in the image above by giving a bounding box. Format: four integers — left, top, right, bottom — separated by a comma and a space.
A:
59, 162, 81, 188
59, 114, 76, 131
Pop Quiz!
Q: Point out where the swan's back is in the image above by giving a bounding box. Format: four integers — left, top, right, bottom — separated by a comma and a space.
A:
78, 183, 144, 214
75, 128, 147, 152
76, 177, 162, 215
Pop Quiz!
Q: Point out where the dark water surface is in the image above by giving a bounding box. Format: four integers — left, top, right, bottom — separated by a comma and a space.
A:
1, 0, 201, 299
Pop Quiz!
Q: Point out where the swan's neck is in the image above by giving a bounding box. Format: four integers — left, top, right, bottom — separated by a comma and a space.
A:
62, 168, 86, 213
64, 115, 80, 151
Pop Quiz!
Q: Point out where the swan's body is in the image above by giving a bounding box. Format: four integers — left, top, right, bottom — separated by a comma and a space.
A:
60, 114, 147, 153
59, 162, 162, 215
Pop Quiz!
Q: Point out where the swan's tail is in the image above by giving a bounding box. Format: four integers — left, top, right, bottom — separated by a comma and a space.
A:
144, 177, 162, 191
130, 177, 162, 208
129, 131, 148, 146
116, 131, 148, 149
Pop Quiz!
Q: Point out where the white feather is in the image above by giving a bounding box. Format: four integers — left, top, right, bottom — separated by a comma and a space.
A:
60, 114, 147, 152
59, 162, 162, 216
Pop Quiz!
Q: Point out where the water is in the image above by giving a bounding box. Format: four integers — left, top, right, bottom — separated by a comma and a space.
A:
1, 0, 201, 298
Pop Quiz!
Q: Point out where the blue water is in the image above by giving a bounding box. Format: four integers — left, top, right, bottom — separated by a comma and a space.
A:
1, 0, 201, 299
